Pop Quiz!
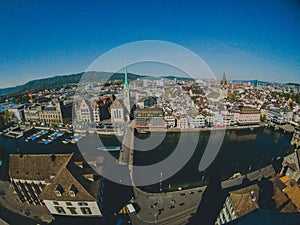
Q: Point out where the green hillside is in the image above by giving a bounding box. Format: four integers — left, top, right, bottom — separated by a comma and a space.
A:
0, 71, 144, 96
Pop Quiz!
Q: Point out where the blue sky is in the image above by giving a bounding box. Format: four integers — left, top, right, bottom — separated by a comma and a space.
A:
0, 0, 299, 88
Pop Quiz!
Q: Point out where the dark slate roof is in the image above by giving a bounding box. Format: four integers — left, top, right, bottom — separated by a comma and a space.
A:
9, 154, 72, 182
9, 153, 101, 202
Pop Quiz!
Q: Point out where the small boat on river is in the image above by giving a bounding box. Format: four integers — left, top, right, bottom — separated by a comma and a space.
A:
97, 146, 121, 152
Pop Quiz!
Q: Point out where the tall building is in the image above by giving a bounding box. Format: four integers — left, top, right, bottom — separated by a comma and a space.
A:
291, 127, 300, 148
110, 68, 131, 124
220, 72, 228, 99
39, 102, 64, 124
75, 99, 92, 123
123, 67, 131, 113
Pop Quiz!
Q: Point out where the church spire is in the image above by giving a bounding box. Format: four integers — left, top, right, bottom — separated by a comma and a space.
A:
221, 72, 227, 85
124, 67, 130, 90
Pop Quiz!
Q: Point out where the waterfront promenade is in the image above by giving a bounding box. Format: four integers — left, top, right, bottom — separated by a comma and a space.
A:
136, 124, 262, 133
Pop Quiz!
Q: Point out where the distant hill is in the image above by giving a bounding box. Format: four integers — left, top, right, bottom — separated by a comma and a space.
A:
231, 80, 300, 86
0, 73, 82, 96
230, 79, 272, 85
0, 71, 144, 96
159, 75, 194, 81
2, 72, 295, 97
286, 82, 300, 86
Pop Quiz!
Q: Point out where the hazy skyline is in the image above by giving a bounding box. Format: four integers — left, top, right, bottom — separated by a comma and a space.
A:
0, 0, 299, 88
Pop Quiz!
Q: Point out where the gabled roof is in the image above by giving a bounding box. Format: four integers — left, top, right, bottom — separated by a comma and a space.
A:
40, 153, 101, 201
279, 176, 300, 210
40, 167, 98, 201
9, 153, 102, 202
110, 98, 123, 109
271, 178, 298, 213
9, 154, 72, 182
229, 184, 260, 218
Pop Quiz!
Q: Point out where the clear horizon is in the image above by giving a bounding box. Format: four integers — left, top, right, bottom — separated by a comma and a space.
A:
0, 0, 299, 88
0, 69, 298, 91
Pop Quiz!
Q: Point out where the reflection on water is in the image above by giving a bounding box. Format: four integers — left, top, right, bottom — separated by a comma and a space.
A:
227, 131, 257, 142
0, 127, 295, 224
134, 127, 293, 192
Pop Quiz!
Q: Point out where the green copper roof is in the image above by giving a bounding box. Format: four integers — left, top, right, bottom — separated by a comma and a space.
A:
124, 67, 130, 89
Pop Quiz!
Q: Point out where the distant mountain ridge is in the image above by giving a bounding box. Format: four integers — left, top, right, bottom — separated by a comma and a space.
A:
0, 73, 82, 96
0, 72, 298, 96
0, 71, 144, 96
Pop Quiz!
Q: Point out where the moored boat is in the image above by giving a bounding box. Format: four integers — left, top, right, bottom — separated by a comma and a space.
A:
43, 139, 52, 145
229, 172, 242, 179
62, 138, 71, 144
97, 146, 121, 151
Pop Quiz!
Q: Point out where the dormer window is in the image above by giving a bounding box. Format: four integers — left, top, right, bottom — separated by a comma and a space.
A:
74, 161, 83, 168
55, 184, 64, 197
83, 174, 94, 182
69, 184, 78, 197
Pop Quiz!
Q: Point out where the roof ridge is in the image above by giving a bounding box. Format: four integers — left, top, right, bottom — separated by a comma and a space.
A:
50, 153, 74, 179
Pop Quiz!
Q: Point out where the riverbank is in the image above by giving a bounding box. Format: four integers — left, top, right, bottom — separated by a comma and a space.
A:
136, 124, 262, 133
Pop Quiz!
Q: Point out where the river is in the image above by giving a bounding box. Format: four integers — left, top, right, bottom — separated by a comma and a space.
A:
0, 127, 293, 224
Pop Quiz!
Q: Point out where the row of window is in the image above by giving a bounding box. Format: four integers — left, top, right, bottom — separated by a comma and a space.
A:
53, 201, 88, 206
40, 114, 61, 118
42, 119, 62, 123
113, 110, 122, 119
54, 206, 92, 215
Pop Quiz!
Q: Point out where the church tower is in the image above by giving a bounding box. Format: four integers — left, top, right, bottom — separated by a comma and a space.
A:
220, 72, 228, 99
123, 67, 131, 113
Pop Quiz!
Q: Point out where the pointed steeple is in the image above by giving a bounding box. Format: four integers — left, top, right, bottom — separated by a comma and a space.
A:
221, 72, 227, 86
124, 67, 130, 90
123, 66, 131, 114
